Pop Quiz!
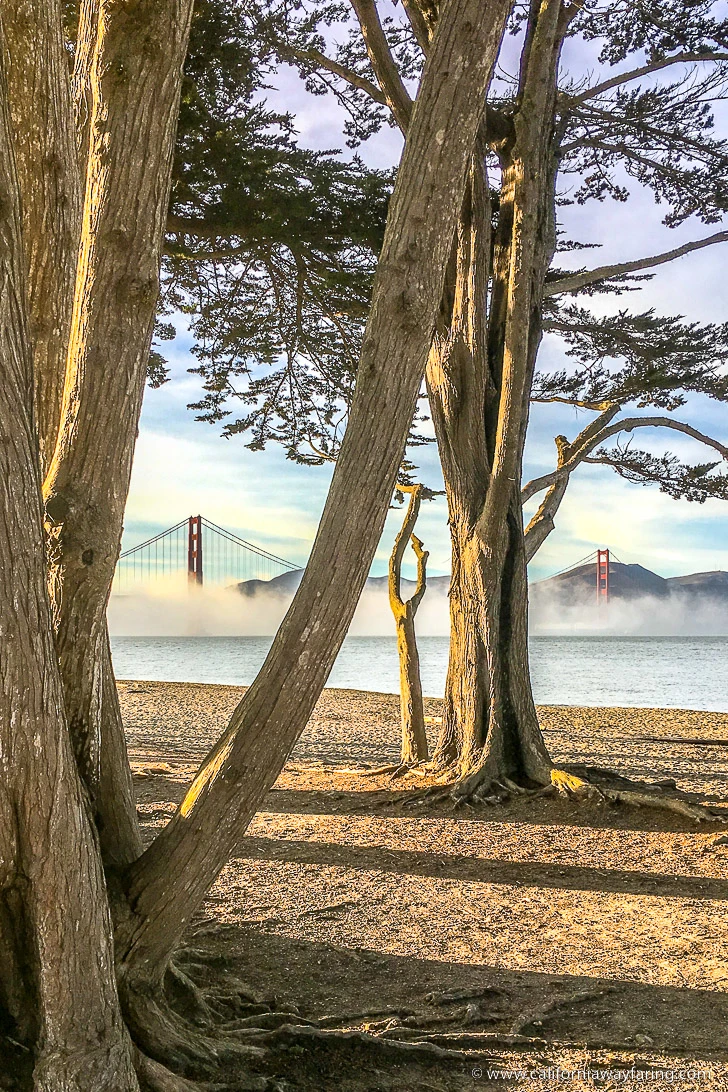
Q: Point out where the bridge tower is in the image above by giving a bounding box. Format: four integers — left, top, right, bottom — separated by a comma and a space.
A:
596, 548, 609, 603
188, 514, 203, 585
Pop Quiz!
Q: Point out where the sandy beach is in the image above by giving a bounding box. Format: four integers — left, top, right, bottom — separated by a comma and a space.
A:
120, 680, 728, 1090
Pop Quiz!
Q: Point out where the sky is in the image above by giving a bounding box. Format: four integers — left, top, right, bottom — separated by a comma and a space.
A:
122, 22, 728, 586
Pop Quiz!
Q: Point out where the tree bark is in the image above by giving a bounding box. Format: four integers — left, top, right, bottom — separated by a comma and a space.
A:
98, 623, 145, 869
116, 0, 513, 996
425, 133, 492, 769
430, 0, 571, 789
3, 0, 82, 474
388, 486, 429, 764
0, 44, 139, 1088
42, 0, 194, 837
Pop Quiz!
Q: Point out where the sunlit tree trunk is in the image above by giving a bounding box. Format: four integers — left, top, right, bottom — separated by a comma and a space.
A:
3, 0, 82, 474
114, 0, 514, 1015
42, 0, 194, 835
0, 43, 139, 1087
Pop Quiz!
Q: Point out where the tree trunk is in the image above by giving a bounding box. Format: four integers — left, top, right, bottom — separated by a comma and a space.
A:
42, 0, 194, 836
0, 49, 139, 1087
389, 486, 429, 764
395, 610, 428, 763
430, 0, 571, 791
98, 623, 145, 869
3, 0, 82, 474
115, 0, 513, 1000
425, 134, 491, 769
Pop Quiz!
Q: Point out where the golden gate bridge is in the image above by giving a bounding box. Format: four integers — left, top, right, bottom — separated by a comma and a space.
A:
112, 514, 299, 591
543, 547, 624, 602
114, 514, 617, 603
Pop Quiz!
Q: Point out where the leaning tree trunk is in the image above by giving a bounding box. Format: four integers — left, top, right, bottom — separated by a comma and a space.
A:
430, 0, 571, 791
0, 49, 139, 1088
113, 0, 514, 1020
388, 485, 429, 764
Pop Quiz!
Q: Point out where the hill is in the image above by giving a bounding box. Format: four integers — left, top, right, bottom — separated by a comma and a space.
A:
235, 561, 728, 608
234, 570, 451, 597
531, 562, 728, 605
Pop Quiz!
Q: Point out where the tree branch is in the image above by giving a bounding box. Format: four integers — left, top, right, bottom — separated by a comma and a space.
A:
389, 484, 423, 609
567, 51, 728, 107
282, 44, 387, 106
523, 413, 728, 559
592, 415, 728, 462
401, 0, 434, 51
410, 533, 429, 612
349, 0, 414, 131
544, 230, 728, 297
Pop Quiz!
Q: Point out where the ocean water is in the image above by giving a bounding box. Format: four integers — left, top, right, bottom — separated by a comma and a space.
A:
110, 634, 728, 711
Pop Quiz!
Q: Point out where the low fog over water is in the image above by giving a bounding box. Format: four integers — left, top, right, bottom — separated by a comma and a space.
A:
108, 570, 728, 638
108, 567, 728, 707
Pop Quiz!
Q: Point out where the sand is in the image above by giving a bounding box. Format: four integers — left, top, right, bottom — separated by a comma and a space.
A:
121, 681, 728, 1091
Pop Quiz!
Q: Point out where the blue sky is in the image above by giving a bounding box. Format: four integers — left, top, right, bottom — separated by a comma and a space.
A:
123, 41, 728, 585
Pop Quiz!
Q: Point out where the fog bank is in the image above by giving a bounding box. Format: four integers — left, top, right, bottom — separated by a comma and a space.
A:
108, 573, 728, 637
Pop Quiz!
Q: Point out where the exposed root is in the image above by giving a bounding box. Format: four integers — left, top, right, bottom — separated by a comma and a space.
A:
256, 1022, 516, 1065
134, 1045, 268, 1092
121, 984, 265, 1080
354, 763, 403, 776
548, 767, 724, 822
219, 1012, 317, 1033
401, 760, 724, 823
375, 1027, 546, 1052
510, 986, 616, 1036
317, 1007, 416, 1028
355, 761, 431, 779
425, 986, 505, 1006
133, 1049, 205, 1092
549, 769, 592, 797
375, 1004, 501, 1032
601, 787, 722, 822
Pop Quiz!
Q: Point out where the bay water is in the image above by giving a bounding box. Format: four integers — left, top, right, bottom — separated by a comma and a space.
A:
110, 634, 728, 711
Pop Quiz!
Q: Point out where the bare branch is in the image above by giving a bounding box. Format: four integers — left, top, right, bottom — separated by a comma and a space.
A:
282, 44, 387, 106
349, 0, 414, 131
401, 0, 434, 51
523, 413, 728, 559
410, 533, 429, 611
522, 405, 620, 502
388, 484, 423, 608
593, 415, 728, 462
544, 230, 728, 297
567, 51, 728, 107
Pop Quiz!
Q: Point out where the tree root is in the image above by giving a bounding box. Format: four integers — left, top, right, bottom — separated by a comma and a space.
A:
401, 761, 724, 823
133, 1049, 206, 1092
133, 1046, 269, 1092
355, 761, 430, 779
509, 986, 616, 1036
547, 768, 724, 822
121, 984, 266, 1080
317, 1007, 417, 1028
425, 986, 505, 1006
254, 1022, 517, 1065
374, 1026, 547, 1052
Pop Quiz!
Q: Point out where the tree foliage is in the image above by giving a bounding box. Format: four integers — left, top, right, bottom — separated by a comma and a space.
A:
162, 0, 728, 505
155, 0, 392, 460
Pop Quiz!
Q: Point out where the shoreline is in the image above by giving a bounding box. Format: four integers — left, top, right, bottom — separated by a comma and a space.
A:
118, 679, 728, 800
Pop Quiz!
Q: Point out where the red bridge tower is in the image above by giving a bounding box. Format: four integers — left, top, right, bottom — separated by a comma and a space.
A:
187, 514, 203, 585
596, 548, 609, 602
